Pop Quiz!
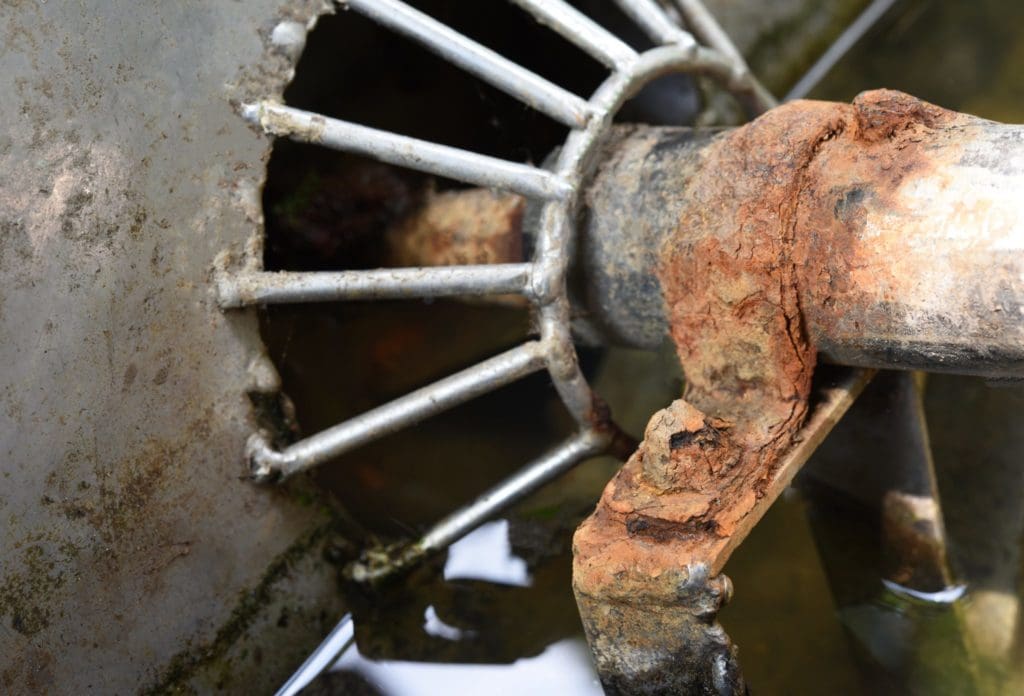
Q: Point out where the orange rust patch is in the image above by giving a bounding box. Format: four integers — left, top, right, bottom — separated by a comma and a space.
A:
794, 91, 970, 358
386, 189, 524, 267
574, 90, 962, 600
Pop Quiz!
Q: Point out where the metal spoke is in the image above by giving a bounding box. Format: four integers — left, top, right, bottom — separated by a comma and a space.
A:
418, 427, 607, 553
672, 0, 745, 71
347, 427, 610, 584
611, 0, 696, 48
784, 0, 898, 101
671, 1, 778, 114
509, 0, 639, 69
249, 341, 548, 479
275, 613, 354, 696
345, 0, 593, 127
217, 264, 534, 308
242, 101, 573, 200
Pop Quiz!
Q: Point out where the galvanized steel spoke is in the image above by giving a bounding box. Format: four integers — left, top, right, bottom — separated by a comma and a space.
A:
670, 0, 776, 113
242, 102, 572, 199
612, 0, 696, 48
345, 0, 593, 127
418, 427, 607, 554
217, 264, 534, 307
784, 0, 899, 101
672, 0, 744, 69
239, 3, 781, 515
253, 341, 548, 479
275, 614, 354, 696
509, 0, 639, 69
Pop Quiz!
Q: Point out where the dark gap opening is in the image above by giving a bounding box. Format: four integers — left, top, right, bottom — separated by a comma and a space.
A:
258, 0, 701, 542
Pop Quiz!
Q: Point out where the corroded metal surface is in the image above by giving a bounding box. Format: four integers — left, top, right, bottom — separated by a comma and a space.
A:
573, 90, 1023, 693
0, 1, 349, 692
574, 369, 869, 694
792, 92, 1024, 377
573, 97, 878, 688
578, 92, 1024, 380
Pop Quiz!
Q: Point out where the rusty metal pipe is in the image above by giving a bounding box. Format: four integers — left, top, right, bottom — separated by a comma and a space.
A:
571, 91, 1024, 695
579, 92, 1024, 380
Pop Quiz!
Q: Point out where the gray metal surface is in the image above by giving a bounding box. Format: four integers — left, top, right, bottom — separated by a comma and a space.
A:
0, 1, 348, 693
218, 264, 535, 306
510, 0, 639, 69
241, 101, 574, 199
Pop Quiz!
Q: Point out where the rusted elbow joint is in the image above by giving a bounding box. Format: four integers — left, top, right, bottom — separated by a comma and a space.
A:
572, 90, 1003, 694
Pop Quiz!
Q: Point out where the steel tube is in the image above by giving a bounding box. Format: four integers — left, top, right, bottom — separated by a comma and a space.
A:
252, 341, 547, 479
509, 0, 639, 69
611, 0, 696, 48
671, 0, 744, 68
418, 428, 606, 553
799, 114, 1024, 378
241, 101, 573, 200
217, 264, 534, 307
346, 0, 592, 128
579, 96, 1024, 380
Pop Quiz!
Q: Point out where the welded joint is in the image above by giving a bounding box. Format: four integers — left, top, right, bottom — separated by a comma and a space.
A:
246, 431, 291, 482
215, 271, 247, 309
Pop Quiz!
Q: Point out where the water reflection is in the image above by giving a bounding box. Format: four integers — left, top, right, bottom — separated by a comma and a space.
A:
442, 520, 530, 588
301, 520, 602, 695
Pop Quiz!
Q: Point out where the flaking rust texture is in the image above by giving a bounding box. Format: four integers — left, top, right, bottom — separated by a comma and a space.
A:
573, 91, 970, 694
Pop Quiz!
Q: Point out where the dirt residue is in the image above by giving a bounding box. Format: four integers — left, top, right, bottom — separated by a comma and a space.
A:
575, 90, 959, 599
